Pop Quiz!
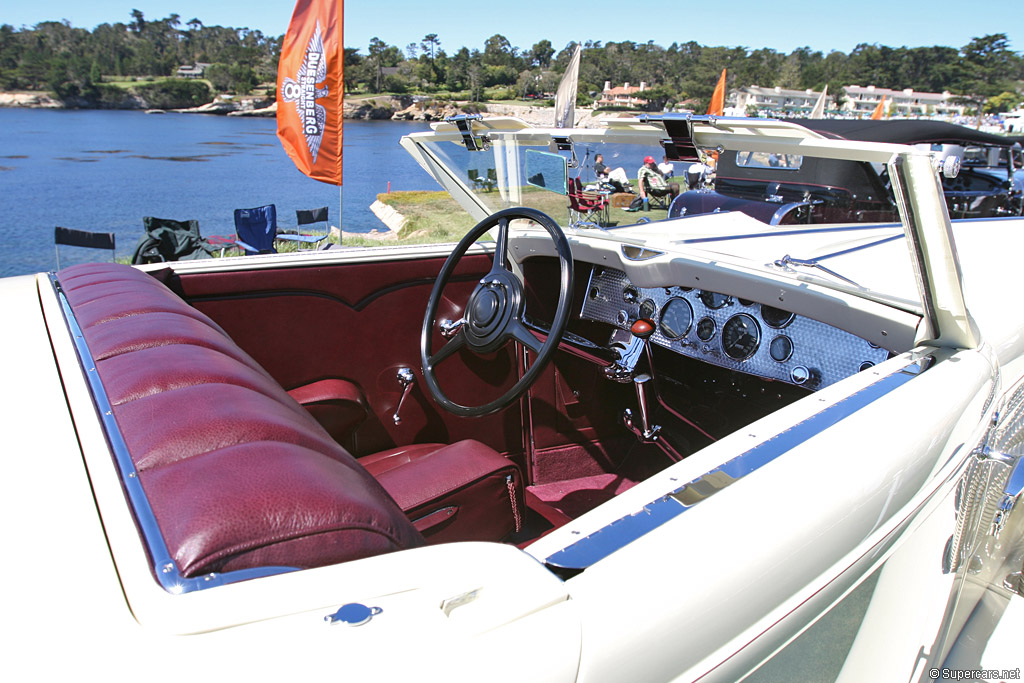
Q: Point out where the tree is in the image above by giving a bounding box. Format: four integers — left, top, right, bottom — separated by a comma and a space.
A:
130, 9, 146, 34
529, 39, 553, 68
367, 36, 387, 93
959, 34, 1022, 99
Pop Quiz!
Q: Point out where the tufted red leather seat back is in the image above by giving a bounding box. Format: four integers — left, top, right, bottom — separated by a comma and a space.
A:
58, 263, 424, 578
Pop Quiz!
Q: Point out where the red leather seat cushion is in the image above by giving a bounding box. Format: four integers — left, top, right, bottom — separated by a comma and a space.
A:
361, 441, 523, 544
58, 263, 424, 578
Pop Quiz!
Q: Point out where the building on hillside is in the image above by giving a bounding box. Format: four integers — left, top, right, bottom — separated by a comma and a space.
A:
841, 85, 966, 117
727, 83, 969, 118
730, 86, 823, 116
596, 81, 648, 108
175, 63, 212, 79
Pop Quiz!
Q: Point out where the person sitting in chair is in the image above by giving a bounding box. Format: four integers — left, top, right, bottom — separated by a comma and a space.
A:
638, 156, 680, 209
594, 154, 632, 194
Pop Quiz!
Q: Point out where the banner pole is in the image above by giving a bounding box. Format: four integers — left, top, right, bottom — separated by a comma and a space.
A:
338, 184, 343, 245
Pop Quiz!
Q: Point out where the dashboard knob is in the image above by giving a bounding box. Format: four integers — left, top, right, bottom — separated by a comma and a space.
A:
631, 319, 656, 340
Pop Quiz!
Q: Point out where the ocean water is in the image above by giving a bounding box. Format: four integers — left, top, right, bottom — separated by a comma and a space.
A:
0, 109, 433, 276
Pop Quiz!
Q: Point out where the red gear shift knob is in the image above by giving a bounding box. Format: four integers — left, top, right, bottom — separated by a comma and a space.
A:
631, 318, 655, 339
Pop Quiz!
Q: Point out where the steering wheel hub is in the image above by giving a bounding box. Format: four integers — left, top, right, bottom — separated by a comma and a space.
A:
464, 272, 522, 353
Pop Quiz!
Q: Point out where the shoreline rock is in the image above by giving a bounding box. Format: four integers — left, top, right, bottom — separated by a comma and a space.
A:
1, 90, 619, 127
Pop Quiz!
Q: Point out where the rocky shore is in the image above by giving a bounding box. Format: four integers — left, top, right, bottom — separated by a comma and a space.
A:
1, 90, 612, 127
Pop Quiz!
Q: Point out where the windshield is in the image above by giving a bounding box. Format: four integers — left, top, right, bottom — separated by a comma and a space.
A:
403, 120, 928, 314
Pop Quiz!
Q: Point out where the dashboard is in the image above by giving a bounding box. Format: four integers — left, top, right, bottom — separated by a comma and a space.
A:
580, 266, 890, 390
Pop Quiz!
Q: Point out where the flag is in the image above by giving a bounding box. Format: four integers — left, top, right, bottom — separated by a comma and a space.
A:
554, 44, 581, 128
809, 85, 827, 119
707, 68, 726, 116
870, 95, 886, 120
277, 0, 343, 185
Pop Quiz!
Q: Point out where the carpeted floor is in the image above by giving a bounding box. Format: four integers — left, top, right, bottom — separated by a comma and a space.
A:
527, 472, 638, 519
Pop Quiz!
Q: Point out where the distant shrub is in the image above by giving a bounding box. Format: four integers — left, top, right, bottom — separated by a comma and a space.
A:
135, 80, 213, 109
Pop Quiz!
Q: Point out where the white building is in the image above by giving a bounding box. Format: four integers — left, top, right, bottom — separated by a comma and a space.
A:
841, 85, 966, 117
597, 81, 648, 108
730, 86, 823, 115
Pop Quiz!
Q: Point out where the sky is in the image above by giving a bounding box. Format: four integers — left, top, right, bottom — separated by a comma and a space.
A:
4, 0, 1020, 57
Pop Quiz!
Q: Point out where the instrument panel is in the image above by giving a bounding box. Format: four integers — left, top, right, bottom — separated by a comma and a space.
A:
581, 266, 890, 390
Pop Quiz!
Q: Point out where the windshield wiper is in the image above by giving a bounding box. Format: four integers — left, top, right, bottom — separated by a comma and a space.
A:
771, 254, 861, 287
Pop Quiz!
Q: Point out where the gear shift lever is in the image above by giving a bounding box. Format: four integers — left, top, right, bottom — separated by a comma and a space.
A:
622, 319, 660, 440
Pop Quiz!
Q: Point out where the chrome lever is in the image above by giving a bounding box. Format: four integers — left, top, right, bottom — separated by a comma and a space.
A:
439, 318, 466, 340
393, 367, 416, 425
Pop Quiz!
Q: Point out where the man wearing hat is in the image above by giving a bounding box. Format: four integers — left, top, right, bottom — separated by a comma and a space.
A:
638, 155, 680, 210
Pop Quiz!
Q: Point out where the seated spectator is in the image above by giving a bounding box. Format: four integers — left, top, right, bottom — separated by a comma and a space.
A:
658, 155, 675, 179
638, 156, 680, 208
594, 153, 632, 193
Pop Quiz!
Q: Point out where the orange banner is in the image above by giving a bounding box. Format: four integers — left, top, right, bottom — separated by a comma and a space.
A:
707, 68, 726, 116
277, 0, 343, 185
870, 95, 886, 120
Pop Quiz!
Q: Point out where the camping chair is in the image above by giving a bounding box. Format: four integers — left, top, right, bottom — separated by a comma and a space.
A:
567, 177, 610, 226
468, 169, 496, 192
131, 216, 217, 264
55, 226, 115, 270
277, 206, 330, 249
640, 174, 673, 210
233, 204, 278, 255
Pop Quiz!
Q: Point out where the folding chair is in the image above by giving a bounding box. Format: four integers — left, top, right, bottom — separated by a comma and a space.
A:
131, 216, 216, 264
277, 206, 330, 249
233, 204, 278, 255
468, 169, 496, 192
640, 175, 673, 210
567, 177, 610, 226
55, 226, 116, 270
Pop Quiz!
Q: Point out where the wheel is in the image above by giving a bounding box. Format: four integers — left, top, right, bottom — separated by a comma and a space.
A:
420, 207, 574, 417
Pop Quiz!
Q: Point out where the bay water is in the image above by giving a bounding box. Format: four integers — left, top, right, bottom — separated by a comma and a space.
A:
0, 109, 433, 276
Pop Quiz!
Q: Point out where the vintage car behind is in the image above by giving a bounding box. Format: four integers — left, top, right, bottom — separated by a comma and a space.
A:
3, 115, 1023, 681
671, 119, 1024, 225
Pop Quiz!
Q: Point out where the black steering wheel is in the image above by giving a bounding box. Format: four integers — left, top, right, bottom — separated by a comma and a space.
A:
420, 207, 574, 417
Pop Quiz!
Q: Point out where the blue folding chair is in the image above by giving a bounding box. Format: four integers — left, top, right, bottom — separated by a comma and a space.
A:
277, 206, 330, 249
233, 205, 278, 255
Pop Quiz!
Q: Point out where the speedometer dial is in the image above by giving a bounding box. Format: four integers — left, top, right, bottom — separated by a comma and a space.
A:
659, 298, 693, 340
722, 314, 761, 360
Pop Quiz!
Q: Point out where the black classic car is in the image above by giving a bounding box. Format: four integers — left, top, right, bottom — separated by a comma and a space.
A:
671, 119, 1024, 225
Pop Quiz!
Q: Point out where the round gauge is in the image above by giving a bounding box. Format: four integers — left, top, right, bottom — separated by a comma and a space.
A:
659, 298, 694, 340
859, 361, 875, 372
696, 316, 716, 341
623, 286, 639, 304
769, 335, 793, 362
698, 291, 730, 310
738, 298, 755, 306
638, 299, 657, 321
722, 314, 761, 361
760, 304, 795, 329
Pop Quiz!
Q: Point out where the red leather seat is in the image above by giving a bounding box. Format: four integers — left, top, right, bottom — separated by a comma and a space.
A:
57, 263, 523, 579
361, 441, 523, 544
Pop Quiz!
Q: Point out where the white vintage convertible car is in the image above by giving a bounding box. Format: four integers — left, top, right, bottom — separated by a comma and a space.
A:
4, 115, 1023, 681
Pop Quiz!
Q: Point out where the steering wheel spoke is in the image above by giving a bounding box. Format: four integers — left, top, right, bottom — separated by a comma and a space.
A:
509, 319, 544, 354
490, 216, 511, 273
428, 328, 467, 368
420, 207, 574, 417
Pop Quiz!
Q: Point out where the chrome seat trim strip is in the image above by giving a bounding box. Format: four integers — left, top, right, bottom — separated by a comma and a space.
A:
544, 357, 927, 571
51, 274, 295, 594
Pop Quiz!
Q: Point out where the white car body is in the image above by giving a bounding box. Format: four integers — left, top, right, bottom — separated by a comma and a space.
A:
3, 116, 1022, 682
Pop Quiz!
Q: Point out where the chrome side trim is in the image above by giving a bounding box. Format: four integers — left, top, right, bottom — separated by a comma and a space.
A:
51, 275, 295, 594
544, 356, 928, 571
